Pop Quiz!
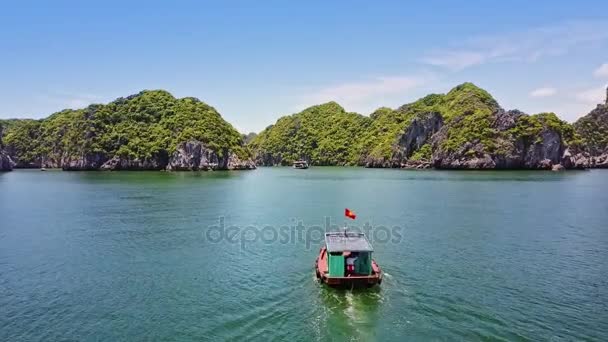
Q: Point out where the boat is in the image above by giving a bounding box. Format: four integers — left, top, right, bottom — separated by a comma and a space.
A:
293, 160, 309, 169
315, 231, 382, 287
40, 167, 47, 171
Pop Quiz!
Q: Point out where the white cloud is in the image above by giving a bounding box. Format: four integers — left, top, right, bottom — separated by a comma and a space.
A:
66, 97, 97, 109
301, 74, 435, 113
421, 21, 608, 70
594, 63, 608, 78
36, 91, 104, 110
421, 52, 486, 71
574, 85, 606, 104
529, 87, 557, 98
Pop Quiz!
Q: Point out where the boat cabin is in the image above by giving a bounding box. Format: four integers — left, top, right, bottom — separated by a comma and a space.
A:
324, 232, 373, 277
293, 160, 309, 169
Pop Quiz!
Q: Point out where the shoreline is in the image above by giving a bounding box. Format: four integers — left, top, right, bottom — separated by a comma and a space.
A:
5, 165, 604, 172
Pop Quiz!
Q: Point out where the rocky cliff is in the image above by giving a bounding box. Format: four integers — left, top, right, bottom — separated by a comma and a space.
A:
166, 140, 255, 171
571, 89, 608, 168
0, 152, 11, 171
0, 123, 13, 171
430, 110, 572, 169
1, 90, 255, 171
251, 83, 608, 170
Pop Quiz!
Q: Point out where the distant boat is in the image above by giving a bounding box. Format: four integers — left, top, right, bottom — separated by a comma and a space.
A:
315, 231, 383, 287
40, 167, 47, 171
293, 160, 309, 169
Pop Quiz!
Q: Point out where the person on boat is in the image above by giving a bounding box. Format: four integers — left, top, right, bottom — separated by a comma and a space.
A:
345, 251, 358, 276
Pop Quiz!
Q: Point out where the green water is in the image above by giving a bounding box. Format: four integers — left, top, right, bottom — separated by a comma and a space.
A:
1, 168, 607, 341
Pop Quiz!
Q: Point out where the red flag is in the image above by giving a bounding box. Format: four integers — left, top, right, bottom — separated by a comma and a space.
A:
345, 208, 356, 220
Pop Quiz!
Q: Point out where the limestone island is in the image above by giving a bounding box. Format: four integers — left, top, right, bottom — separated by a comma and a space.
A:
1, 83, 607, 172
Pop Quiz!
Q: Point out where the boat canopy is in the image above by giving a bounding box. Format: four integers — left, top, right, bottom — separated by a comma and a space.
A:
325, 232, 373, 253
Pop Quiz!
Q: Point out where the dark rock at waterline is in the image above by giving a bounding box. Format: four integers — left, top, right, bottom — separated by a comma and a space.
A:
61, 153, 108, 171
167, 140, 221, 171
364, 157, 398, 168
0, 124, 14, 171
254, 152, 284, 167
226, 152, 257, 170
523, 130, 563, 168
592, 153, 608, 168
6, 155, 62, 169
100, 152, 169, 171
56, 140, 256, 171
0, 150, 13, 171
167, 140, 255, 171
401, 160, 433, 169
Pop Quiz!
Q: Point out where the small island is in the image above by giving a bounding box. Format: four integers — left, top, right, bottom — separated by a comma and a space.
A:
1, 83, 607, 172
250, 83, 608, 170
0, 90, 255, 171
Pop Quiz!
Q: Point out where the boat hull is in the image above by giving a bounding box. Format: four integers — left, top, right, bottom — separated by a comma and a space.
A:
315, 247, 382, 287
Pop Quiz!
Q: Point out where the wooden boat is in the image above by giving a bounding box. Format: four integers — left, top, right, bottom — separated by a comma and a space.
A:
293, 160, 309, 169
315, 231, 382, 287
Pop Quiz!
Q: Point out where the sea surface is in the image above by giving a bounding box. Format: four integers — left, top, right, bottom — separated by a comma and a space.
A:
1, 168, 607, 341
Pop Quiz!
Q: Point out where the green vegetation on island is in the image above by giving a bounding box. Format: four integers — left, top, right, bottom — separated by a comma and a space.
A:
1, 90, 253, 170
249, 102, 371, 166
574, 95, 608, 155
251, 83, 608, 169
2, 83, 607, 171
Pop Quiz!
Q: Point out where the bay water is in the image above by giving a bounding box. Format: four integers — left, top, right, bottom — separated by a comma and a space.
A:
1, 168, 607, 341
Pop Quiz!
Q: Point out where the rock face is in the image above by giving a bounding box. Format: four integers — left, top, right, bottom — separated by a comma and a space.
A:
167, 140, 255, 171
0, 150, 13, 171
363, 157, 397, 168
393, 112, 443, 161
55, 141, 256, 171
432, 109, 571, 169
167, 141, 222, 171
524, 130, 562, 168
100, 152, 169, 171
61, 153, 108, 171
0, 124, 14, 171
590, 153, 608, 168
226, 152, 257, 170
364, 112, 443, 168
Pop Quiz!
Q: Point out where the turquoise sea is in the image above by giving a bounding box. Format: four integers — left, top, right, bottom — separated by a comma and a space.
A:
1, 168, 607, 341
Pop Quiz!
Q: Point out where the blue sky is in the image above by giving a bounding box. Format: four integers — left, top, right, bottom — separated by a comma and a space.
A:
1, 0, 607, 133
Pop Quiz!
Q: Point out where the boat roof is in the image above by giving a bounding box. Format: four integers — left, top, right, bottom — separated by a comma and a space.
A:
325, 232, 373, 252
